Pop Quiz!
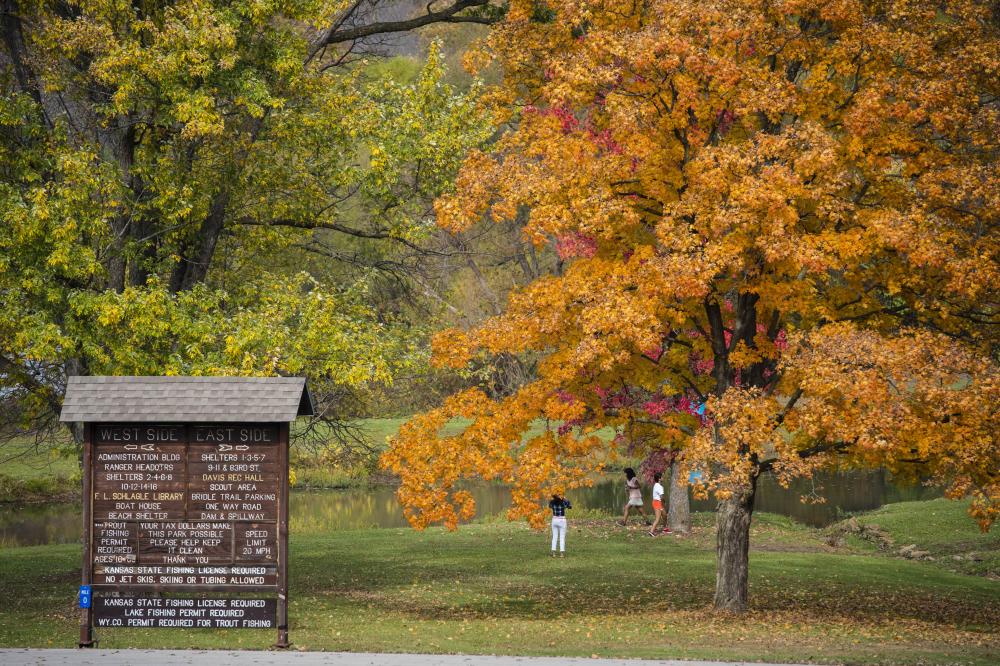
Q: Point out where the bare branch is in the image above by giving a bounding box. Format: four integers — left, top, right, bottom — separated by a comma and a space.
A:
774, 387, 803, 426
321, 0, 498, 47
237, 217, 453, 256
757, 439, 852, 473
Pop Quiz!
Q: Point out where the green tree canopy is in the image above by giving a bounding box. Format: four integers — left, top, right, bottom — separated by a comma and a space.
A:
1, 0, 498, 446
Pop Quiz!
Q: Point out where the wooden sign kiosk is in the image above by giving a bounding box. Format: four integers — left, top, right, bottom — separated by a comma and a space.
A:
60, 376, 314, 648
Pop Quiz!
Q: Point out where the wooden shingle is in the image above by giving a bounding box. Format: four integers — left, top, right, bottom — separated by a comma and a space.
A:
59, 376, 314, 423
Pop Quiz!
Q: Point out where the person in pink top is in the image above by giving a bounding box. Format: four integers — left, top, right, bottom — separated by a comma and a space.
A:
619, 467, 651, 526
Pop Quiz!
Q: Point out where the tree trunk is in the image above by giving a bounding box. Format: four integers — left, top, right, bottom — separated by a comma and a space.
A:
127, 215, 152, 287
127, 174, 155, 287
170, 190, 229, 292
713, 475, 757, 612
667, 461, 690, 533
99, 121, 138, 293
2, 0, 47, 116
63, 357, 88, 460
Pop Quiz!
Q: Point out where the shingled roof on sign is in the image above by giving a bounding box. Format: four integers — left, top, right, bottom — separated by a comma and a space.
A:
59, 376, 315, 423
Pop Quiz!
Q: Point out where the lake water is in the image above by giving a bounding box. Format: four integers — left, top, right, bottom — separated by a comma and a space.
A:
0, 469, 940, 548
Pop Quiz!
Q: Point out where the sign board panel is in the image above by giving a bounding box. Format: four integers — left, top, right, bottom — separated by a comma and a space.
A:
94, 596, 276, 629
92, 564, 278, 587
66, 376, 310, 649
80, 422, 290, 646
89, 425, 280, 585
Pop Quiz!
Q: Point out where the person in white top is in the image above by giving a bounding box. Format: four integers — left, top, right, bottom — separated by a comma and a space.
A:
648, 472, 671, 536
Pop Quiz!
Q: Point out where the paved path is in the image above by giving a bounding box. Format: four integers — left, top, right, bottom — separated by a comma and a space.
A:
1, 650, 806, 666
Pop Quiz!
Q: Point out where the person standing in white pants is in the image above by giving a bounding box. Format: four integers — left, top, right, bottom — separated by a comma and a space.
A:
548, 495, 572, 557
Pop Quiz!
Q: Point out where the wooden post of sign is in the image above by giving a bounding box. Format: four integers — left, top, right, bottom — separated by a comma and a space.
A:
275, 421, 290, 648
79, 423, 95, 647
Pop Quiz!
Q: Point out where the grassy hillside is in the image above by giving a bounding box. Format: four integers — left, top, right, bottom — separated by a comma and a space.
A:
0, 439, 79, 503
841, 498, 1000, 578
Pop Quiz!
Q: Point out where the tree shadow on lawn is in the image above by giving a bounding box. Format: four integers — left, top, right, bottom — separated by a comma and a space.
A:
290, 527, 999, 629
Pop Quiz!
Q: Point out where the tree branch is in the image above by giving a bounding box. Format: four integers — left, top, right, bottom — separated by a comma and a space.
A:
237, 217, 452, 256
757, 439, 852, 473
0, 356, 64, 417
774, 387, 803, 427
322, 0, 497, 46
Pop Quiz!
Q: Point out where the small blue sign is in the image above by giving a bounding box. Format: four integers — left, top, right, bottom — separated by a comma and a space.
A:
79, 585, 92, 609
688, 469, 704, 484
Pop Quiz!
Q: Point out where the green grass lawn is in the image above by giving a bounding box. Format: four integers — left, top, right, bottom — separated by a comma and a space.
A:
0, 439, 79, 502
1, 502, 996, 664
0, 439, 77, 480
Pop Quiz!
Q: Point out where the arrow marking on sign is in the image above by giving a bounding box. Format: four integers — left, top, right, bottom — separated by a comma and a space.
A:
141, 444, 154, 451
235, 445, 249, 451
124, 445, 138, 450
219, 444, 233, 451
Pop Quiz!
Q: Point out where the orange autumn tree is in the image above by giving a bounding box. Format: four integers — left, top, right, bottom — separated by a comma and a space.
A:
381, 0, 1000, 611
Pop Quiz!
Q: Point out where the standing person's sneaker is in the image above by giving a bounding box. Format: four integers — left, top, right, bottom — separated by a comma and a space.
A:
559, 552, 565, 558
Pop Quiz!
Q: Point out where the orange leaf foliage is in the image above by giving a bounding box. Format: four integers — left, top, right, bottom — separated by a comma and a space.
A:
382, 0, 999, 530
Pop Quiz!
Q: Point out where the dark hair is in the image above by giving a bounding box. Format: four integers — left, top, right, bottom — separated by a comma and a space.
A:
653, 472, 662, 483
624, 467, 636, 480
551, 494, 562, 502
